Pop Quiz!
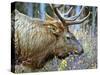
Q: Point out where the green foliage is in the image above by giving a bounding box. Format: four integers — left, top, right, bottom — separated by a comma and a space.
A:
58, 60, 68, 71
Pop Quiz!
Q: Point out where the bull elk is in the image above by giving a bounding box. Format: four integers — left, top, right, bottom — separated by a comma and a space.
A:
11, 4, 90, 71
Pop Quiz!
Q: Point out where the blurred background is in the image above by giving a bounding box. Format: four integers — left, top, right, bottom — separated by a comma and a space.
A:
13, 2, 97, 72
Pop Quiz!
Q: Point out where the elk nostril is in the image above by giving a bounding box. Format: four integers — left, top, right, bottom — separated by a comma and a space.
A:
81, 50, 84, 54
79, 49, 84, 55
66, 37, 70, 39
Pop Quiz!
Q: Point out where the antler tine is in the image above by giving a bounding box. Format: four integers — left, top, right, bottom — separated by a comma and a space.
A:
51, 5, 84, 22
50, 4, 66, 24
64, 7, 84, 21
52, 5, 85, 21
50, 4, 65, 30
53, 5, 73, 17
63, 7, 73, 17
51, 4, 90, 27
66, 11, 91, 25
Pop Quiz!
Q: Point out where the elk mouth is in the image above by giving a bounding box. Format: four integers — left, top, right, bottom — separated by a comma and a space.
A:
57, 52, 69, 59
57, 48, 84, 59
68, 49, 84, 56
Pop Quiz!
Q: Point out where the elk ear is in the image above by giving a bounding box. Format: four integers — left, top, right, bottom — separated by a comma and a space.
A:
45, 24, 61, 36
45, 13, 55, 21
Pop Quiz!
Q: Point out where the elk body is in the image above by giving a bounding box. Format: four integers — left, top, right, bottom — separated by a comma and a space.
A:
11, 5, 90, 70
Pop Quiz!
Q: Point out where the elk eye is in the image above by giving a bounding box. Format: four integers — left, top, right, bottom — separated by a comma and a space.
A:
52, 27, 56, 31
67, 37, 70, 39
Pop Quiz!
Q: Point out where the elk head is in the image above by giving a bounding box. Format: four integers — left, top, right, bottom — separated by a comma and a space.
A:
47, 4, 90, 59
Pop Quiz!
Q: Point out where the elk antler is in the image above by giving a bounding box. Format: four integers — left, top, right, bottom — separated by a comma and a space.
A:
51, 4, 90, 26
